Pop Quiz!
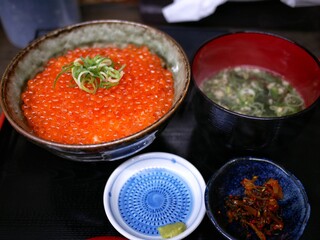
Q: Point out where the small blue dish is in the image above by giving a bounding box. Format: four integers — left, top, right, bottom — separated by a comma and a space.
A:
104, 152, 206, 240
205, 157, 310, 240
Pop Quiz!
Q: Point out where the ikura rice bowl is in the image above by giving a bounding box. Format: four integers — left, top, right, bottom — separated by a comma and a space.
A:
0, 20, 190, 161
21, 44, 174, 145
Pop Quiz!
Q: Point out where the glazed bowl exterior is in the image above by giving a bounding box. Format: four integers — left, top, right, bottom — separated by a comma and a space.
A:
192, 32, 320, 152
205, 157, 310, 240
0, 20, 191, 161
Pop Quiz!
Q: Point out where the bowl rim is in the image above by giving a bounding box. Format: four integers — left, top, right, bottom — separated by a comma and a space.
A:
204, 156, 311, 240
0, 19, 191, 148
103, 151, 206, 240
191, 30, 320, 121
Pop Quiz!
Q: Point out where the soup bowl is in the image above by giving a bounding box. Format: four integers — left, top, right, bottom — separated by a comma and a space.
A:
0, 20, 190, 161
192, 31, 320, 152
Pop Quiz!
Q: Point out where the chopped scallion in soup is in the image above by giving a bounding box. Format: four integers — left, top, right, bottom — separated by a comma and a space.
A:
200, 66, 305, 117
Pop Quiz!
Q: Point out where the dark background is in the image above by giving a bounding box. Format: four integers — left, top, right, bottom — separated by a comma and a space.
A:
1, 1, 320, 239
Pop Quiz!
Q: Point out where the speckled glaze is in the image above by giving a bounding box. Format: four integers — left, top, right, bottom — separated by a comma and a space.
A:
205, 157, 310, 240
0, 20, 191, 161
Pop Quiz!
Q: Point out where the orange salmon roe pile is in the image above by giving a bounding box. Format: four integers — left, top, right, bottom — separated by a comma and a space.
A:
21, 45, 174, 144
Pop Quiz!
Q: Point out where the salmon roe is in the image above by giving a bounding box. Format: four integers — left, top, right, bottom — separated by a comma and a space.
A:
21, 45, 174, 144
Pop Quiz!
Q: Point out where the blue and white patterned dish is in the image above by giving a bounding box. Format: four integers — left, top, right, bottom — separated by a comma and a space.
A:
205, 157, 311, 240
103, 152, 206, 240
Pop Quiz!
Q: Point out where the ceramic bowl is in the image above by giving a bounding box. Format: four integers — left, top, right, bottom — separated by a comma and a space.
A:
0, 20, 190, 161
103, 152, 206, 240
205, 157, 310, 240
192, 31, 320, 152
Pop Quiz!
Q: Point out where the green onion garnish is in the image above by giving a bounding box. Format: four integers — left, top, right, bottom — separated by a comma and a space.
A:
54, 55, 125, 94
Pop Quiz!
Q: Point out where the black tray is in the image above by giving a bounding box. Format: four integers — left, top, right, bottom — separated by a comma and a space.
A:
0, 26, 319, 239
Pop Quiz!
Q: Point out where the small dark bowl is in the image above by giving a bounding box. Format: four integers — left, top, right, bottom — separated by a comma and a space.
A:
205, 157, 310, 240
0, 20, 190, 161
192, 32, 320, 152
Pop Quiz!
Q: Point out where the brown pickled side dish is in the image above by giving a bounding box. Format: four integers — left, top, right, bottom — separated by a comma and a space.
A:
225, 176, 284, 240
